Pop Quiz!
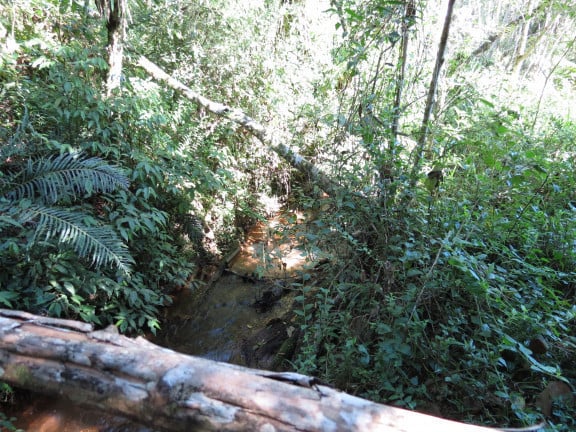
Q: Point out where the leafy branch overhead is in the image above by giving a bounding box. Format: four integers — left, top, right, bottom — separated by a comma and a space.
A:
1, 153, 133, 274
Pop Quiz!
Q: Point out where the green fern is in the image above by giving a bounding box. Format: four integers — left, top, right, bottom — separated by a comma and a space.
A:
1, 152, 133, 273
5, 153, 129, 204
19, 205, 133, 274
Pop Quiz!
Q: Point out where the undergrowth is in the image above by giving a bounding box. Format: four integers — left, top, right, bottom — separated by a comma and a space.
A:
292, 111, 576, 430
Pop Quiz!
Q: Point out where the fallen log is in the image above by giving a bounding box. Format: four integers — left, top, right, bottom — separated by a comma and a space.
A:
136, 56, 341, 197
0, 309, 520, 432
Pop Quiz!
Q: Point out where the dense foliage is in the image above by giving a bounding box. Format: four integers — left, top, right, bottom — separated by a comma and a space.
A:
288, 1, 576, 430
0, 0, 196, 333
1, 0, 575, 430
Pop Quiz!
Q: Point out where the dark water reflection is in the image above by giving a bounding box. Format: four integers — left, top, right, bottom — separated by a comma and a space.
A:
6, 395, 153, 432
152, 273, 294, 365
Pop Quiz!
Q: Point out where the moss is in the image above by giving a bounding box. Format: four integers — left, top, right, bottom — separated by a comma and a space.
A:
12, 365, 32, 387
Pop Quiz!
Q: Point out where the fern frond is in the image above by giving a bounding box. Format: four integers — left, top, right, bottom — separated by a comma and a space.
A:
20, 205, 134, 274
6, 152, 129, 203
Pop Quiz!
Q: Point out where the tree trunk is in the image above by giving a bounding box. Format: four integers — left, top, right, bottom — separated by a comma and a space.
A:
409, 0, 456, 184
135, 56, 341, 197
510, 0, 534, 76
390, 0, 414, 147
381, 0, 415, 196
0, 309, 509, 432
97, 0, 127, 97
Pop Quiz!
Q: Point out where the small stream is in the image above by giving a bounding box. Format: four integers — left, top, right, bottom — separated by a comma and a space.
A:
152, 273, 294, 364
4, 208, 319, 431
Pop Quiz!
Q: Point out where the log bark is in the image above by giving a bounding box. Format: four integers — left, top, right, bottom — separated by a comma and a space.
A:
0, 309, 516, 432
135, 56, 341, 197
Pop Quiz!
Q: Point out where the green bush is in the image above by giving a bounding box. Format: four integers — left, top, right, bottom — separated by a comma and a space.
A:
293, 105, 576, 428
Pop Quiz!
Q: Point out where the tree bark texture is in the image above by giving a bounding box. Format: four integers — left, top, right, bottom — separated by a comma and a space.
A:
136, 56, 341, 197
0, 309, 505, 432
410, 0, 456, 183
97, 0, 128, 97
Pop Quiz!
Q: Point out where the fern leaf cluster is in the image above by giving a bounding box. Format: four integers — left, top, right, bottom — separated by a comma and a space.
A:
20, 205, 134, 274
5, 153, 129, 204
1, 152, 133, 274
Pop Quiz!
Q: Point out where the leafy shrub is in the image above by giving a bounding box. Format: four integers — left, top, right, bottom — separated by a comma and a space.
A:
0, 8, 197, 333
293, 105, 576, 428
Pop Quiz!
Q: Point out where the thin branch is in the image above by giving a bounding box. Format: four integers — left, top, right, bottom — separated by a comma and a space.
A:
409, 0, 456, 185
531, 34, 576, 131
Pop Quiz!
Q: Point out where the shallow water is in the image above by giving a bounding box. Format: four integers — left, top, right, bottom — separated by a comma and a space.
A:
5, 396, 152, 432
154, 273, 288, 363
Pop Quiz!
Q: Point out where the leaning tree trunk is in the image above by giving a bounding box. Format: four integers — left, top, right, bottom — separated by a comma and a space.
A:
136, 57, 341, 198
409, 0, 456, 185
0, 309, 512, 432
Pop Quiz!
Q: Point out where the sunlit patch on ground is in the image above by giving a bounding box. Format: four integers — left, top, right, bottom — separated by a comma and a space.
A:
228, 207, 323, 278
